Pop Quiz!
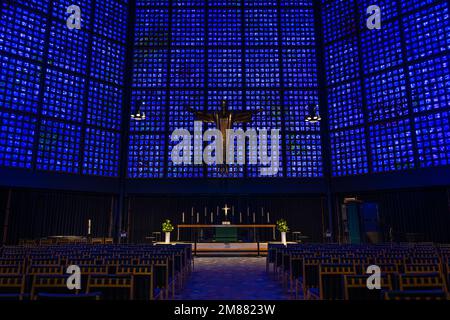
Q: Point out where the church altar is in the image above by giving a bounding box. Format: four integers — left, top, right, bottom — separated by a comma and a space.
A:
176, 224, 276, 242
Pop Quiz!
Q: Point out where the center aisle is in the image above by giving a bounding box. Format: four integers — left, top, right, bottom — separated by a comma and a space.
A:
174, 257, 289, 300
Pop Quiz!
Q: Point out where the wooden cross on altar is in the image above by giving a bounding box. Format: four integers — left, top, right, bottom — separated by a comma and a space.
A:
222, 204, 230, 218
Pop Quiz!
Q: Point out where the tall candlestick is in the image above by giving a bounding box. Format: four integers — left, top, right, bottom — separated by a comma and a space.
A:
232, 206, 234, 216
261, 207, 264, 217
196, 212, 199, 224
88, 219, 91, 235
253, 212, 256, 223
210, 212, 213, 223
267, 212, 270, 223
240, 212, 242, 223
182, 212, 185, 223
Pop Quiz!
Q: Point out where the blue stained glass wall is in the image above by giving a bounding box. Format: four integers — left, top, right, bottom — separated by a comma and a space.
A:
130, 0, 322, 178
323, 0, 450, 176
0, 0, 127, 177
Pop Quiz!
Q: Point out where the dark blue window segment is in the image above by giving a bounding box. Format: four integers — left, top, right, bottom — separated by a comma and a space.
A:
369, 119, 414, 173
137, 0, 168, 5
14, 0, 49, 13
0, 3, 47, 60
87, 81, 122, 131
245, 49, 280, 88
365, 68, 409, 122
0, 111, 36, 169
325, 37, 359, 86
207, 9, 241, 46
37, 119, 82, 174
244, 8, 278, 46
409, 55, 450, 114
322, 0, 356, 43
172, 8, 205, 46
52, 0, 92, 29
281, 0, 313, 6
83, 128, 120, 177
134, 8, 169, 47
208, 0, 241, 6
415, 111, 450, 168
94, 0, 128, 43
403, 2, 450, 62
246, 91, 282, 130
400, 0, 442, 13
128, 134, 165, 178
331, 127, 368, 176
48, 20, 89, 74
90, 37, 126, 86
356, 0, 398, 29
130, 91, 166, 133
0, 56, 42, 114
170, 48, 205, 87
42, 69, 86, 123
208, 49, 243, 88
281, 8, 316, 47
328, 81, 364, 130
286, 134, 322, 178
282, 48, 318, 88
174, 0, 205, 5
361, 21, 403, 75
133, 48, 168, 88
244, 0, 277, 6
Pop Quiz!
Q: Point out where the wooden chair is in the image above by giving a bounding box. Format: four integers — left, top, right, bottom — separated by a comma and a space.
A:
117, 265, 156, 300
314, 264, 355, 300
31, 275, 81, 300
86, 275, 134, 300
27, 265, 64, 276
399, 273, 447, 292
344, 274, 393, 300
385, 290, 448, 300
0, 275, 26, 300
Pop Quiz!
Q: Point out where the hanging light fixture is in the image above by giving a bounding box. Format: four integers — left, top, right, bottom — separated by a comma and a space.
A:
305, 104, 321, 123
131, 101, 146, 121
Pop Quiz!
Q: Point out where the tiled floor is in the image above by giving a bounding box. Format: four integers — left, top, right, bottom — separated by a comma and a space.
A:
174, 257, 290, 300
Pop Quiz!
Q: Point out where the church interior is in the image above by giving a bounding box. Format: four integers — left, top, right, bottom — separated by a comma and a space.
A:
0, 0, 450, 303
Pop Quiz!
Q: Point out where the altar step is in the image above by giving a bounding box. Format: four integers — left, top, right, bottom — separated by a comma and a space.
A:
191, 242, 269, 256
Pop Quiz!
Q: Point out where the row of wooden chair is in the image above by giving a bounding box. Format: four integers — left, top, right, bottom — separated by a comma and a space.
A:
267, 243, 450, 300
0, 244, 193, 300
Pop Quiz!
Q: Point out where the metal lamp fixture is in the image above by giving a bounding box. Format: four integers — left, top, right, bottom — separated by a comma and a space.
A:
131, 101, 146, 121
305, 105, 321, 123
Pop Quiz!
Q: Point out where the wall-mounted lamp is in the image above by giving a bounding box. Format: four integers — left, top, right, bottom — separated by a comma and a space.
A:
131, 101, 146, 121
305, 105, 321, 123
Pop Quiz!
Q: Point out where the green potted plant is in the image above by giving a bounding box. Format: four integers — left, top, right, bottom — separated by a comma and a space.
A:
276, 219, 289, 245
162, 219, 174, 244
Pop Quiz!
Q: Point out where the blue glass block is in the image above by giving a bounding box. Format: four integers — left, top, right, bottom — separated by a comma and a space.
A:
94, 0, 127, 43
365, 68, 408, 122
356, 0, 398, 29
331, 127, 368, 176
0, 55, 42, 114
328, 81, 364, 130
42, 69, 85, 123
83, 128, 120, 177
401, 0, 441, 13
52, 0, 92, 28
403, 2, 450, 62
282, 48, 318, 87
415, 111, 450, 168
48, 20, 89, 74
167, 91, 204, 178
208, 49, 243, 88
246, 91, 282, 129
37, 119, 82, 173
409, 55, 450, 114
245, 49, 280, 88
207, 91, 243, 116
136, 0, 168, 5
244, 0, 277, 5
208, 9, 241, 46
172, 8, 205, 46
322, 0, 356, 43
244, 9, 278, 46
128, 134, 165, 178
0, 3, 47, 60
208, 0, 241, 6
369, 119, 414, 173
14, 0, 49, 13
281, 0, 313, 6
87, 81, 122, 131
0, 111, 36, 169
281, 8, 315, 46
133, 48, 168, 87
130, 90, 166, 133
325, 37, 359, 86
90, 36, 126, 86
168, 90, 204, 132
247, 131, 283, 178
173, 0, 205, 5
361, 20, 403, 75
285, 133, 323, 178
134, 8, 169, 46
284, 90, 320, 132
170, 48, 204, 88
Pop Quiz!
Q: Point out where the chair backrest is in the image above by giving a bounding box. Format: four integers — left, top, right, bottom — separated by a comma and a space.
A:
319, 264, 355, 300
31, 275, 80, 300
87, 275, 133, 300
0, 275, 25, 296
0, 265, 23, 276
27, 265, 64, 275
385, 290, 448, 300
404, 264, 440, 274
117, 265, 153, 300
399, 273, 446, 291
344, 274, 392, 300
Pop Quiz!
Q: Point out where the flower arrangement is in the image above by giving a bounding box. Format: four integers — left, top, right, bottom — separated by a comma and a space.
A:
276, 219, 289, 233
162, 219, 174, 233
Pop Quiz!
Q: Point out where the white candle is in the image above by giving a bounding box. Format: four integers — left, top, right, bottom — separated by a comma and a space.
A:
88, 219, 91, 235
210, 212, 213, 223
232, 206, 234, 216
182, 212, 185, 223
253, 212, 256, 223
240, 212, 242, 223
196, 212, 199, 223
262, 207, 264, 217
267, 212, 270, 223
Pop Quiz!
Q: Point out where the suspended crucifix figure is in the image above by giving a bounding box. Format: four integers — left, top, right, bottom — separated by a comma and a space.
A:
187, 99, 262, 174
